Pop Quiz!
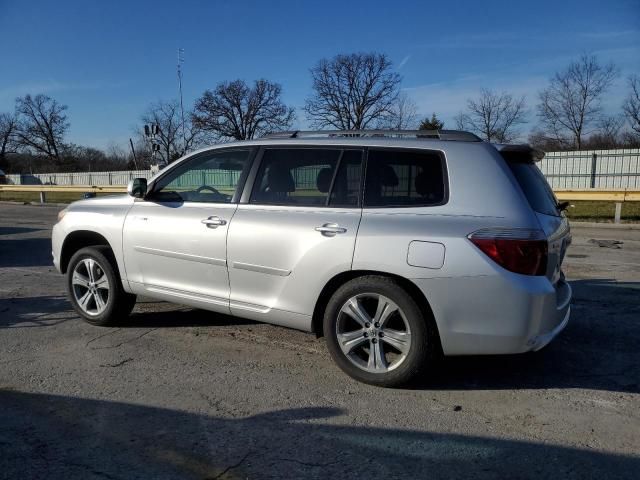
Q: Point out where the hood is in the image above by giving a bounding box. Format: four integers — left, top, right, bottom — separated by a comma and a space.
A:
68, 193, 134, 210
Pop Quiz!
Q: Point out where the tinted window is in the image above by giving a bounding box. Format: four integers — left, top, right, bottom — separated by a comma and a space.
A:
364, 149, 446, 207
250, 149, 362, 207
329, 150, 363, 207
508, 162, 559, 216
151, 149, 251, 203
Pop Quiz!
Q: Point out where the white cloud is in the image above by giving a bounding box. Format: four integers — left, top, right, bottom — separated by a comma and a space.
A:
0, 81, 67, 103
398, 55, 411, 70
403, 43, 640, 133
404, 75, 548, 129
579, 30, 640, 40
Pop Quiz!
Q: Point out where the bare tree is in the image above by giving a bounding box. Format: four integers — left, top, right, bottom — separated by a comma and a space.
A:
537, 55, 617, 149
528, 129, 567, 152
140, 99, 206, 164
304, 53, 401, 130
419, 113, 445, 131
599, 115, 624, 143
14, 94, 69, 163
455, 89, 527, 142
0, 112, 19, 169
623, 75, 640, 135
105, 142, 133, 169
61, 144, 108, 171
192, 79, 294, 140
582, 116, 624, 149
379, 92, 418, 129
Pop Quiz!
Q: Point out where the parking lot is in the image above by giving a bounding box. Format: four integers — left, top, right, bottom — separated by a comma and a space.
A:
0, 203, 638, 479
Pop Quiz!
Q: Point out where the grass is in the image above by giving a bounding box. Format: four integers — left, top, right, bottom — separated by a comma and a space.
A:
1, 191, 639, 223
0, 191, 115, 204
564, 201, 640, 223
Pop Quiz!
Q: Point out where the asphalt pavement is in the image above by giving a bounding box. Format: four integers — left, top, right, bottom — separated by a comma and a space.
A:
1, 203, 638, 479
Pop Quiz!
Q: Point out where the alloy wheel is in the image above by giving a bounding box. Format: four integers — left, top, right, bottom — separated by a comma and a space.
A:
71, 258, 110, 316
335, 293, 412, 373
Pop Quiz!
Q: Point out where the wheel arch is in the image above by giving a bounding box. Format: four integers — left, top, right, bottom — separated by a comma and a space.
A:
60, 230, 112, 274
312, 270, 442, 352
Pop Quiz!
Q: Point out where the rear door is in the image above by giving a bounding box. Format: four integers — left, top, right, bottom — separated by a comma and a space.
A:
226, 147, 363, 328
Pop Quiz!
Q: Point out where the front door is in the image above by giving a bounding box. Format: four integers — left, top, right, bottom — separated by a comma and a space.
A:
227, 147, 363, 328
122, 148, 254, 313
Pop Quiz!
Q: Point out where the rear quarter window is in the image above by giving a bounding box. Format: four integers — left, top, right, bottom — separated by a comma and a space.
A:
364, 149, 446, 207
508, 162, 559, 217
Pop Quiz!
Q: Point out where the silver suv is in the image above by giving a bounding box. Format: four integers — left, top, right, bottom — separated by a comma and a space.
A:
52, 130, 572, 387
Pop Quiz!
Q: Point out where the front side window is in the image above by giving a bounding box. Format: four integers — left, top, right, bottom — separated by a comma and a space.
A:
250, 148, 362, 207
150, 149, 252, 203
364, 149, 446, 207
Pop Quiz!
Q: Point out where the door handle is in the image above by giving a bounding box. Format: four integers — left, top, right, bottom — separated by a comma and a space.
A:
315, 223, 347, 236
201, 216, 227, 228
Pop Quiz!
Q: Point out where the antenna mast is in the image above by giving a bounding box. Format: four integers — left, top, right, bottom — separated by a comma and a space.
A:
177, 48, 187, 153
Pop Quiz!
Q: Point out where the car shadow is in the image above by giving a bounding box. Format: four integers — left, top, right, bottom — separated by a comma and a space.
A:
1, 390, 637, 479
0, 226, 44, 235
125, 302, 258, 328
0, 296, 75, 329
0, 296, 256, 329
0, 237, 53, 267
1, 280, 638, 394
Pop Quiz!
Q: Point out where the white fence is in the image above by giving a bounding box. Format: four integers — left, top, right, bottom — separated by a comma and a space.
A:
7, 148, 640, 190
6, 169, 155, 186
538, 149, 640, 189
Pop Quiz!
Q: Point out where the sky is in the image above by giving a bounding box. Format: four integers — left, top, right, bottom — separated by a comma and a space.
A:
1, 0, 639, 149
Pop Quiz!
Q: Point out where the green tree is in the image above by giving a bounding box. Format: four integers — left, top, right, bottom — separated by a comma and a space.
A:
419, 113, 444, 131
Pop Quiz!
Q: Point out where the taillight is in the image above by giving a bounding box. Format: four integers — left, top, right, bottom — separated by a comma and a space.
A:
468, 228, 548, 276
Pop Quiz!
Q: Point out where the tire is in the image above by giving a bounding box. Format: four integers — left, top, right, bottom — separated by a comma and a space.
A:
66, 246, 136, 326
323, 275, 437, 387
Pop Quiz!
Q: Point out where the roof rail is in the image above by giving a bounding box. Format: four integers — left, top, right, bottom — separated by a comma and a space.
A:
261, 129, 482, 142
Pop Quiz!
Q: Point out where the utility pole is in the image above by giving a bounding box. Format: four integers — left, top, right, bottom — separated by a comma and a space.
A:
177, 48, 187, 154
129, 138, 139, 170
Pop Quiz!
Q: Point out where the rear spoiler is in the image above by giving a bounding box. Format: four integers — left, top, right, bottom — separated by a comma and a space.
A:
493, 144, 545, 163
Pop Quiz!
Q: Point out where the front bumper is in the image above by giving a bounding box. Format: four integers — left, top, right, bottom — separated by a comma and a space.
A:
51, 222, 63, 273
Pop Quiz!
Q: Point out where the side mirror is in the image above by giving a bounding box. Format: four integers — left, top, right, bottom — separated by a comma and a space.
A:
127, 178, 147, 198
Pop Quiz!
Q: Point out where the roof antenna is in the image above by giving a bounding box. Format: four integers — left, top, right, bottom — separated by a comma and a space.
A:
177, 48, 186, 153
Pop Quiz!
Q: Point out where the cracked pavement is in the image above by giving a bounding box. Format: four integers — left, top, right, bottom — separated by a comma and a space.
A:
0, 203, 639, 479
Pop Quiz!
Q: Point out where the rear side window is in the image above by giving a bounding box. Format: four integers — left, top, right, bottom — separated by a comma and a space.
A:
250, 148, 363, 207
364, 149, 446, 207
508, 163, 559, 217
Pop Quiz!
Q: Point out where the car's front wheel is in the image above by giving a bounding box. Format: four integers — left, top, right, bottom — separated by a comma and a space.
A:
323, 276, 437, 387
67, 246, 136, 326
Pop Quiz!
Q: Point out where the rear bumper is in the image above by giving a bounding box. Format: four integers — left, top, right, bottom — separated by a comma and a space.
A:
412, 274, 572, 356
529, 304, 570, 351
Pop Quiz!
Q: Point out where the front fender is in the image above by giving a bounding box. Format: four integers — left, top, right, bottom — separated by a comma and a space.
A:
53, 199, 133, 291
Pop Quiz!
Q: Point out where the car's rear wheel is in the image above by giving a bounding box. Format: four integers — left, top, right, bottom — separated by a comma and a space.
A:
323, 276, 436, 387
67, 246, 136, 326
